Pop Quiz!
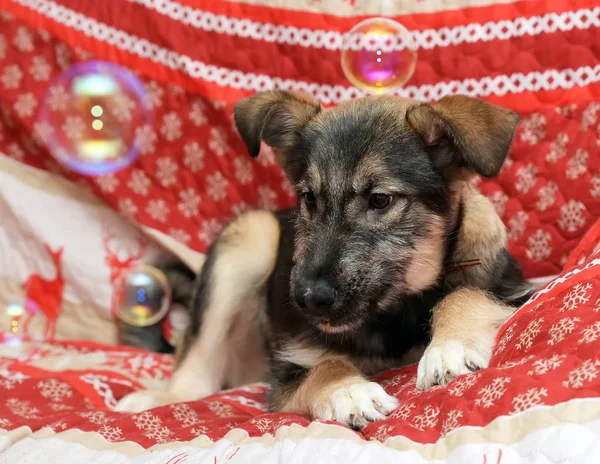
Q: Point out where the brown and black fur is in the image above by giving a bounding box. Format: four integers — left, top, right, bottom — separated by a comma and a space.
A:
117, 91, 533, 426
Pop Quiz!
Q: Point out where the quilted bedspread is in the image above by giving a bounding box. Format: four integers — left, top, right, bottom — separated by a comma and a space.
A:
0, 219, 599, 462
0, 0, 599, 279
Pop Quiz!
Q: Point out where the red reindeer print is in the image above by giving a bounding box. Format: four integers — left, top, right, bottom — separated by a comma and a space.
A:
21, 244, 65, 340
483, 449, 503, 464
101, 225, 148, 318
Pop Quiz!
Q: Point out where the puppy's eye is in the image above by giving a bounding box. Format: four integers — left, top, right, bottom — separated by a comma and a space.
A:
301, 191, 316, 207
369, 193, 393, 210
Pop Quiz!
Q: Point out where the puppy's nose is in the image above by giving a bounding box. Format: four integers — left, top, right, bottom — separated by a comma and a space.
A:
295, 279, 337, 311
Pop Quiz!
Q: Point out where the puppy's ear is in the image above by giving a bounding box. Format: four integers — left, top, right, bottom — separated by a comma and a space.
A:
234, 91, 321, 160
406, 95, 519, 178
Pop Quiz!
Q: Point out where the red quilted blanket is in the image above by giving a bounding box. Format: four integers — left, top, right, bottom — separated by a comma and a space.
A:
0, 219, 599, 462
0, 0, 599, 279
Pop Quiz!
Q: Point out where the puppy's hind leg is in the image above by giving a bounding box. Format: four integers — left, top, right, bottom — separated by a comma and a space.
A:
116, 211, 280, 413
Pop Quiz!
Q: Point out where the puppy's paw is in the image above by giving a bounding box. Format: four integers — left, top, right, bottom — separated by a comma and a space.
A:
313, 381, 398, 429
416, 340, 490, 390
115, 390, 178, 413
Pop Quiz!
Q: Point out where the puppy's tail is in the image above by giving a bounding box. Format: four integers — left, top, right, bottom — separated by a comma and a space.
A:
117, 260, 196, 354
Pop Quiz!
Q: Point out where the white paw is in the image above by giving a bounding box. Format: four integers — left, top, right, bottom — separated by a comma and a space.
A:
416, 340, 490, 390
115, 391, 173, 413
314, 382, 398, 429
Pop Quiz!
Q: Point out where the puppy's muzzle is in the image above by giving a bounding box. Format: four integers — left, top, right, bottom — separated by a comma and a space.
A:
294, 278, 337, 319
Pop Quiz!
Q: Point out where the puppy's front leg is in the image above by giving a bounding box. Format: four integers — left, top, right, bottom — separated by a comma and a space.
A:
271, 358, 398, 429
417, 288, 514, 389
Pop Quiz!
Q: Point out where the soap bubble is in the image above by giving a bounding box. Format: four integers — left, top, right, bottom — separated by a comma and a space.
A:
341, 18, 417, 94
116, 265, 171, 327
37, 60, 151, 176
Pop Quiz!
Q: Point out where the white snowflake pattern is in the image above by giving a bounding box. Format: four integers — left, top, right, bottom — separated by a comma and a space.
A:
171, 403, 201, 427
234, 157, 254, 184
536, 182, 558, 211
548, 317, 580, 346
526, 229, 552, 262
475, 377, 510, 408
169, 228, 191, 245
160, 112, 182, 141
189, 99, 208, 126
488, 191, 508, 217
134, 411, 173, 443
558, 200, 587, 233
207, 400, 235, 418
5, 398, 40, 418
0, 418, 11, 429
128, 169, 151, 195
372, 424, 394, 441
514, 164, 537, 193
496, 322, 517, 353
112, 94, 136, 122
580, 101, 600, 131
134, 124, 157, 155
95, 174, 119, 193
441, 410, 463, 436
580, 321, 600, 344
253, 417, 274, 433
156, 157, 178, 187
0, 369, 28, 390
14, 26, 34, 52
566, 149, 589, 180
208, 127, 229, 156
516, 318, 544, 350
389, 401, 415, 420
183, 141, 204, 172
62, 116, 85, 141
177, 188, 201, 218
78, 411, 113, 425
546, 132, 568, 163
507, 211, 529, 241
191, 425, 209, 435
258, 185, 278, 210
198, 219, 223, 244
38, 379, 72, 401
511, 387, 548, 413
258, 146, 276, 166
55, 43, 72, 70
448, 373, 479, 396
29, 56, 51, 81
48, 420, 68, 431
98, 424, 123, 442
6, 142, 25, 162
413, 405, 440, 430
563, 359, 600, 388
118, 198, 138, 220
520, 113, 546, 144
527, 354, 566, 375
1, 65, 23, 90
561, 283, 593, 311
14, 92, 37, 118
46, 85, 70, 111
592, 174, 600, 199
497, 354, 535, 370
144, 81, 164, 109
146, 199, 170, 223
206, 172, 228, 201
281, 177, 296, 198
231, 202, 249, 217
33, 120, 54, 145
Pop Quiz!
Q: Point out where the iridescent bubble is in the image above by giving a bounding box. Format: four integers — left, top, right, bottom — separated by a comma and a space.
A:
37, 60, 151, 176
341, 18, 417, 94
116, 265, 171, 327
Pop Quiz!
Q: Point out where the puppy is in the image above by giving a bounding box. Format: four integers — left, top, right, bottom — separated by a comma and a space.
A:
117, 92, 533, 428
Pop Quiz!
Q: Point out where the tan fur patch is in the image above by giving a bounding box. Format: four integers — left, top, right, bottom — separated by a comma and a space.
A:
430, 287, 513, 354
446, 182, 507, 289
277, 358, 366, 417
167, 211, 280, 401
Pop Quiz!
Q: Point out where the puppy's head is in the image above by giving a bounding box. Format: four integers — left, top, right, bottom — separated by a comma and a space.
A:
235, 91, 518, 333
